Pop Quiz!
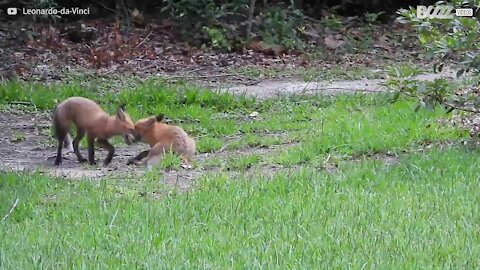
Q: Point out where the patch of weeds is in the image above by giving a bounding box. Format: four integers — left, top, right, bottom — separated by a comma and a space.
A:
199, 157, 223, 169
271, 99, 464, 166
226, 153, 262, 171
232, 65, 286, 79
197, 136, 224, 153
231, 64, 387, 82
158, 153, 183, 170
260, 6, 306, 50
301, 66, 384, 82
226, 133, 292, 150
0, 80, 95, 110
270, 144, 319, 166
10, 132, 26, 143
322, 14, 343, 31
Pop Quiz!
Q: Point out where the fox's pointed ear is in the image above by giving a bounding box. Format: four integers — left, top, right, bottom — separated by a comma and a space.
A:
116, 106, 126, 121
155, 114, 164, 122
146, 117, 156, 126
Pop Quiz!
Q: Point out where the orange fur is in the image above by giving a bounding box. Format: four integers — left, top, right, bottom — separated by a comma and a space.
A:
52, 97, 135, 166
130, 115, 196, 169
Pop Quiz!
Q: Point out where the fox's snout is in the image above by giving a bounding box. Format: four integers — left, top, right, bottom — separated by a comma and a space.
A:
123, 133, 136, 145
132, 133, 143, 143
122, 122, 137, 145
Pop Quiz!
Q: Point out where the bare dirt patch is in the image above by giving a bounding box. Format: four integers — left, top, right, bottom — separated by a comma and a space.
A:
220, 69, 457, 99
0, 110, 299, 189
0, 110, 147, 177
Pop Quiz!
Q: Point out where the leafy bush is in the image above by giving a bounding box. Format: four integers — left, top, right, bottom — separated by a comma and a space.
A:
259, 6, 306, 50
163, 0, 307, 51
392, 1, 480, 112
162, 0, 248, 48
397, 1, 480, 76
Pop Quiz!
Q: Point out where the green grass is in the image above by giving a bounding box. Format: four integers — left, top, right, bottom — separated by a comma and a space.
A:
226, 153, 262, 171
2, 147, 480, 268
1, 78, 477, 268
269, 99, 464, 167
227, 133, 296, 150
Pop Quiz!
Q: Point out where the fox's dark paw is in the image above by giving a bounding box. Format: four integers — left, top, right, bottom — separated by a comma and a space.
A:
54, 160, 62, 166
103, 160, 112, 166
78, 158, 87, 163
88, 161, 97, 165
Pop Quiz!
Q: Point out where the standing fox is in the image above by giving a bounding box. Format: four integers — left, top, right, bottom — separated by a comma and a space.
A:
52, 97, 136, 166
127, 114, 196, 169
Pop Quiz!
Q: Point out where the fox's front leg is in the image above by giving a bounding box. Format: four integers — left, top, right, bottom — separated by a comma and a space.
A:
87, 134, 96, 165
127, 150, 149, 165
97, 139, 115, 166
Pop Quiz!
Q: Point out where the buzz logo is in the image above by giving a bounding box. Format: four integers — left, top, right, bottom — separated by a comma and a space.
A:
416, 5, 454, 19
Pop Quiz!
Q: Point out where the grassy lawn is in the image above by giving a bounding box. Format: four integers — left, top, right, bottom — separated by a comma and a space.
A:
1, 79, 478, 269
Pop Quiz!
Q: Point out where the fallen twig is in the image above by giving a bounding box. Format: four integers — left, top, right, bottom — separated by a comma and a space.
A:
216, 143, 230, 153
93, 0, 117, 13
315, 87, 391, 93
8, 101, 33, 106
134, 30, 153, 49
1, 198, 19, 222
444, 102, 480, 113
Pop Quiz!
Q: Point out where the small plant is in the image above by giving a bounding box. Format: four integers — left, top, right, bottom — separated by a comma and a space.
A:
163, 0, 247, 45
364, 11, 385, 24
204, 27, 232, 51
197, 136, 224, 153
226, 154, 261, 171
322, 14, 344, 31
10, 132, 26, 143
159, 153, 183, 170
260, 6, 306, 50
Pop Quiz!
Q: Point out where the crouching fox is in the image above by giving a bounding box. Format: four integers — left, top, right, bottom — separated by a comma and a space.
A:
127, 114, 196, 169
52, 97, 136, 166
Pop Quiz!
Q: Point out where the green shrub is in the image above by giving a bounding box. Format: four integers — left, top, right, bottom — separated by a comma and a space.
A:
260, 6, 306, 50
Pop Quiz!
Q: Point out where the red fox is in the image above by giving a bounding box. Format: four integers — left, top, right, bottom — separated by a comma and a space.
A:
127, 114, 196, 169
52, 97, 136, 166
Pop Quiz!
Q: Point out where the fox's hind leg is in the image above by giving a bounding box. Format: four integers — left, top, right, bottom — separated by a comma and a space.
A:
145, 154, 162, 170
97, 139, 115, 166
87, 134, 96, 165
53, 109, 70, 165
142, 142, 168, 170
54, 129, 68, 165
63, 133, 74, 153
73, 128, 87, 163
